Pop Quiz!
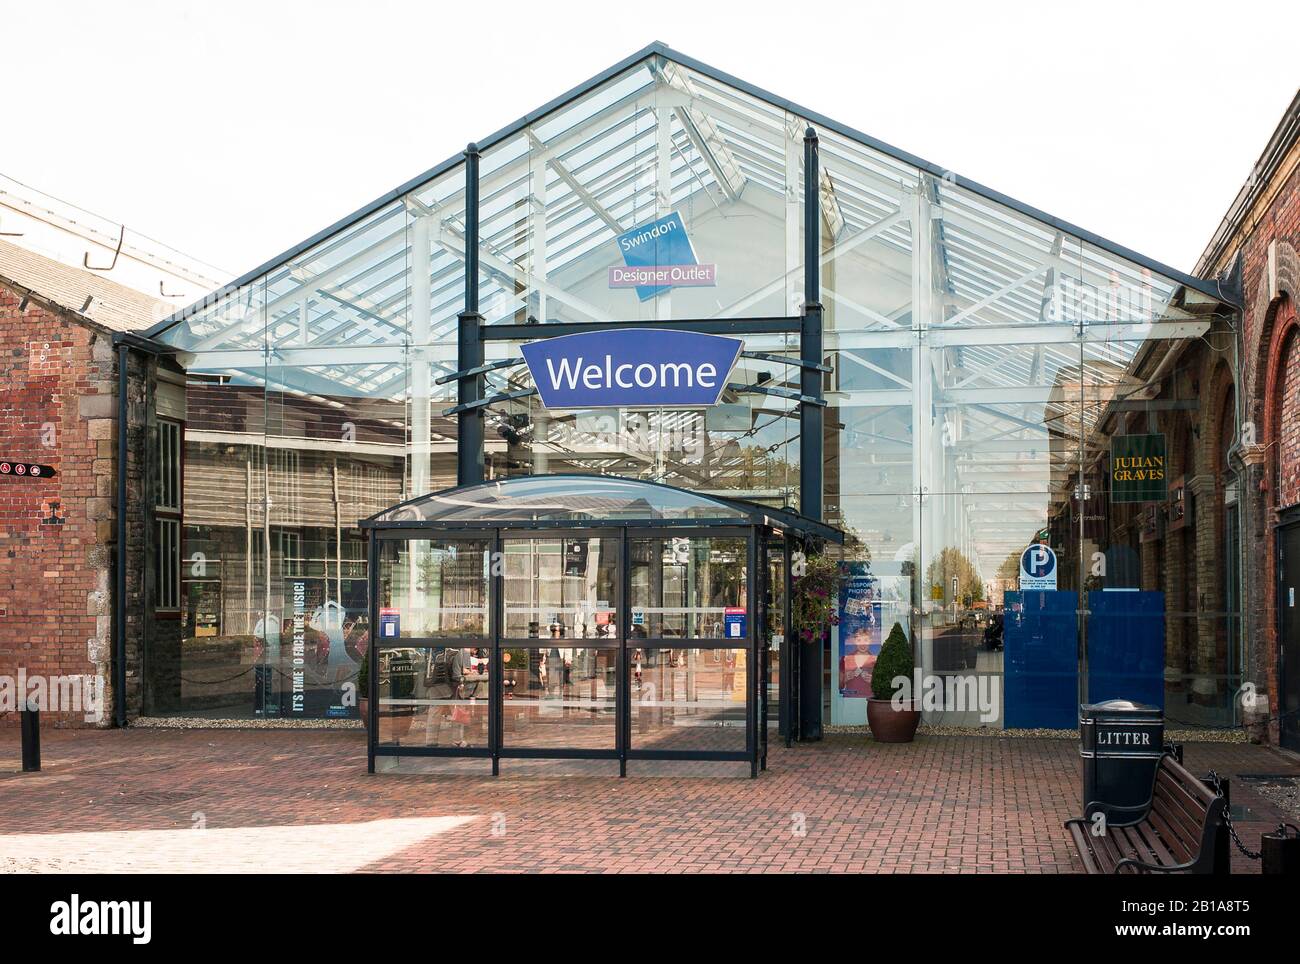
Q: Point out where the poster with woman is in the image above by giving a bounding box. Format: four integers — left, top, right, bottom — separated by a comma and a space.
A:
838, 564, 881, 699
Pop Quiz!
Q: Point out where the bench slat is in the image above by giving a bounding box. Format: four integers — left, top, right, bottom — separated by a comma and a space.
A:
1067, 821, 1102, 874
1148, 798, 1200, 863
1155, 768, 1212, 829
1130, 815, 1177, 867
1155, 789, 1209, 853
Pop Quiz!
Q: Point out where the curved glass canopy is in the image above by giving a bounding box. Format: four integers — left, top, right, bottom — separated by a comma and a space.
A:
364, 474, 840, 541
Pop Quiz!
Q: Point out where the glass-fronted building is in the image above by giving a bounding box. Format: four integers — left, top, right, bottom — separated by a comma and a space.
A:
126, 42, 1242, 737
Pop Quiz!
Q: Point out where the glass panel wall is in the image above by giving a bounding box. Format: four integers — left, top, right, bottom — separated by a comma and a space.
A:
630, 648, 748, 751
147, 49, 1237, 728
627, 534, 747, 640
501, 536, 619, 640
500, 647, 618, 750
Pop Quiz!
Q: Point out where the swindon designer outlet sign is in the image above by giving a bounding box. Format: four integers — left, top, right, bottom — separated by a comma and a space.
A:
1111, 433, 1167, 503
521, 328, 742, 409
611, 210, 716, 302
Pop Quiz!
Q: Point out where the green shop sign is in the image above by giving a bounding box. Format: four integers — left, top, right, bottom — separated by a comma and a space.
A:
1111, 433, 1167, 503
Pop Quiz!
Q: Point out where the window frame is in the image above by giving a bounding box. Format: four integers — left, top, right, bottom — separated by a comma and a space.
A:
154, 417, 184, 614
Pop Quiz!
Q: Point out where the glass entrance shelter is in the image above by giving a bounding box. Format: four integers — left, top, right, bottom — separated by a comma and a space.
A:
362, 475, 841, 776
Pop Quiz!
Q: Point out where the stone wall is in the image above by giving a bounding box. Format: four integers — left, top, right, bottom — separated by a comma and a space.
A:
0, 286, 129, 726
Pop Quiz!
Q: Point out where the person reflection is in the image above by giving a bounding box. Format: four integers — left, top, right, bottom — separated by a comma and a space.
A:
424, 646, 467, 748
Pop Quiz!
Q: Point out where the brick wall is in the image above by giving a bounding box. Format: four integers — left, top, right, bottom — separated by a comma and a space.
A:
1219, 143, 1300, 742
0, 286, 121, 726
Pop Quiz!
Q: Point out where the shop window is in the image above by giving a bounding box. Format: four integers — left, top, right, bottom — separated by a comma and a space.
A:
154, 419, 183, 612
156, 518, 181, 611
157, 419, 181, 511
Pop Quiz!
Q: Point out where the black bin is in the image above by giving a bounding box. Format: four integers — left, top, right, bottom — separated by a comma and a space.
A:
1080, 699, 1164, 826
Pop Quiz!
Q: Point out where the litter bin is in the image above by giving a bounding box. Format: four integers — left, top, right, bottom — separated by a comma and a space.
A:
1080, 699, 1164, 826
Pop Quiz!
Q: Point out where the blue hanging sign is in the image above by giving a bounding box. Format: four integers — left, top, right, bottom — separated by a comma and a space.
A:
521, 328, 742, 409
609, 210, 715, 302
378, 607, 400, 640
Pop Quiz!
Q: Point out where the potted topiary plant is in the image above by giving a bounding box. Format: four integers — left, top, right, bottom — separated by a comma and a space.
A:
867, 621, 920, 743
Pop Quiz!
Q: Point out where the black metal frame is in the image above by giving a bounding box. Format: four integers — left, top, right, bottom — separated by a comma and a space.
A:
365, 516, 788, 778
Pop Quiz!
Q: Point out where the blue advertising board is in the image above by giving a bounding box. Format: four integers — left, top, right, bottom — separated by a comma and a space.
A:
521, 328, 742, 409
837, 565, 880, 699
610, 210, 714, 302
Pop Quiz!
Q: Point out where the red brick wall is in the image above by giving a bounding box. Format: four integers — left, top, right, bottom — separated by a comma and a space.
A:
0, 285, 116, 727
1230, 149, 1300, 741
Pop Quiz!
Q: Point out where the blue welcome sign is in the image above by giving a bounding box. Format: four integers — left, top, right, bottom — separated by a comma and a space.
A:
521, 328, 742, 409
610, 210, 715, 302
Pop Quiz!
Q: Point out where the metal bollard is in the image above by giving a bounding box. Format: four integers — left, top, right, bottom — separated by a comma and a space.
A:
1261, 824, 1300, 875
20, 701, 40, 772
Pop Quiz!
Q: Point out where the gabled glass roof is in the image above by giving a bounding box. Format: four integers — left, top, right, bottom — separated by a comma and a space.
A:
145, 41, 1232, 410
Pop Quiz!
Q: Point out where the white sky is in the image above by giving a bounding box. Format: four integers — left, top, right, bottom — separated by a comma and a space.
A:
2, 0, 1296, 281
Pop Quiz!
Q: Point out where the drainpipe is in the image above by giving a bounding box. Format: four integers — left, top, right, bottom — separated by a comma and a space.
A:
115, 341, 129, 728
1223, 314, 1252, 729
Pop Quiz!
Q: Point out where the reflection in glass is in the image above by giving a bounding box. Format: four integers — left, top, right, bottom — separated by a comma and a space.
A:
376, 645, 491, 747
502, 538, 618, 639
628, 537, 747, 639
500, 648, 617, 749
631, 648, 746, 751
378, 539, 490, 637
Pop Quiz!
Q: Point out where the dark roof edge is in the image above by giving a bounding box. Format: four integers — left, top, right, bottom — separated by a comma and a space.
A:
1193, 88, 1300, 280
147, 40, 1228, 340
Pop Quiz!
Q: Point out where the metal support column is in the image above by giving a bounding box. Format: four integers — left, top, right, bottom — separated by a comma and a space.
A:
457, 143, 485, 486
800, 127, 824, 525
367, 532, 378, 774
798, 127, 824, 741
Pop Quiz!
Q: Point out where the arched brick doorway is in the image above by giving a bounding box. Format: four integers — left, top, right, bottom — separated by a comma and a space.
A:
1270, 297, 1300, 750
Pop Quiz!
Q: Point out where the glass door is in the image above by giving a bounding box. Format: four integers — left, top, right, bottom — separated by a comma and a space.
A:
624, 530, 754, 761
373, 535, 492, 751
498, 534, 621, 754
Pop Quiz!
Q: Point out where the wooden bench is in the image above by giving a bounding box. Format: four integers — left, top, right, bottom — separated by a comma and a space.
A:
1065, 752, 1228, 874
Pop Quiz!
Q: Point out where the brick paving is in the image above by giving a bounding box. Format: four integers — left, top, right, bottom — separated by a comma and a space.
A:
1, 728, 1296, 873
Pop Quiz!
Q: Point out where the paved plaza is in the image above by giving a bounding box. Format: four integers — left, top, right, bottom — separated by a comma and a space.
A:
1, 728, 1296, 873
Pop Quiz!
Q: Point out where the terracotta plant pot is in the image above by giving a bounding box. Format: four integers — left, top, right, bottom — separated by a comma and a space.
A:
358, 697, 369, 730
867, 698, 921, 743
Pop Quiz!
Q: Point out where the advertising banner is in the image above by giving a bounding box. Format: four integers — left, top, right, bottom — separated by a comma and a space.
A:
837, 565, 880, 699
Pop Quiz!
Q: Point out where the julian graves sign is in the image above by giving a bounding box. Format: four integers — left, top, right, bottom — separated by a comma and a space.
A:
1110, 433, 1167, 504
521, 328, 742, 410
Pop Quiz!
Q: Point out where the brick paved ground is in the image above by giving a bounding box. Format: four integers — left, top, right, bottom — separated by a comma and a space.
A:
1, 728, 1296, 873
